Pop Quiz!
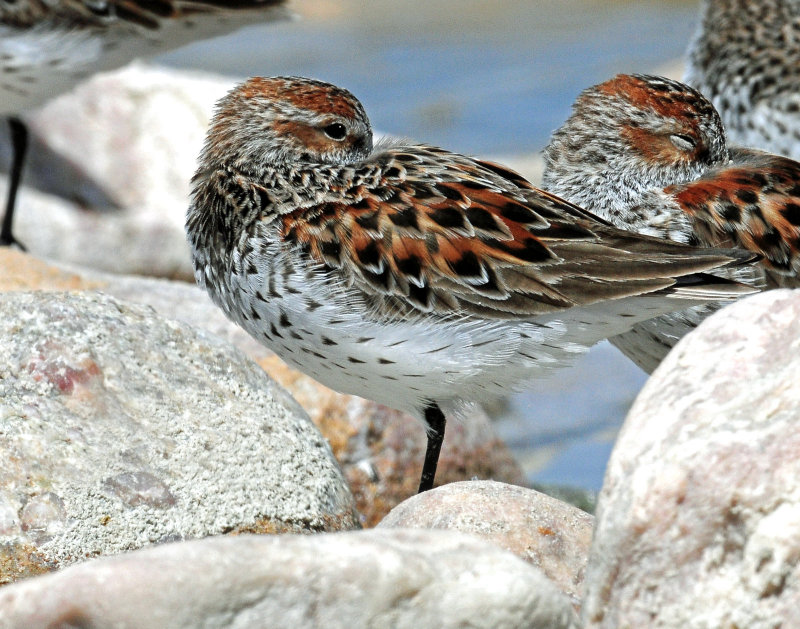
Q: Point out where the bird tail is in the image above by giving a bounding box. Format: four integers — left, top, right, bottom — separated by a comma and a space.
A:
665, 247, 761, 302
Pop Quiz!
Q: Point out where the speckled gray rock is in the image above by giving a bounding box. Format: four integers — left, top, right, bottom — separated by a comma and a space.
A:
0, 529, 579, 629
583, 289, 800, 628
57, 266, 526, 526
0, 291, 357, 583
378, 480, 593, 611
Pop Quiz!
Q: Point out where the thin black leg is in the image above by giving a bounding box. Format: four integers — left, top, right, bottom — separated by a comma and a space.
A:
418, 403, 446, 493
1, 116, 28, 250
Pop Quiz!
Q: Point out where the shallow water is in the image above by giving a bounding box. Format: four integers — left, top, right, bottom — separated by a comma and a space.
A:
160, 0, 700, 492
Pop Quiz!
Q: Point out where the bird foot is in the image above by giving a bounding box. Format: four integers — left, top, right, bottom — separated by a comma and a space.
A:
0, 231, 27, 251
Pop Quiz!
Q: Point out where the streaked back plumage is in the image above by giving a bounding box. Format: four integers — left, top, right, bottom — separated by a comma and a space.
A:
685, 0, 800, 159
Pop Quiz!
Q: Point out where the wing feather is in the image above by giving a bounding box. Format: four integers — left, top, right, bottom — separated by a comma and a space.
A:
669, 147, 800, 277
276, 144, 751, 319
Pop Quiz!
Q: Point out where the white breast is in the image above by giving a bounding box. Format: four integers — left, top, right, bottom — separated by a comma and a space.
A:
192, 232, 702, 418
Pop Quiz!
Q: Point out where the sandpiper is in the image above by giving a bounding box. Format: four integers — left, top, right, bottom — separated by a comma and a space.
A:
685, 0, 800, 159
186, 76, 755, 491
544, 74, 800, 372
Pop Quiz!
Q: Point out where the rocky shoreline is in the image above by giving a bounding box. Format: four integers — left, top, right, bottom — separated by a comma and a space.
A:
1, 63, 799, 627
2, 272, 798, 626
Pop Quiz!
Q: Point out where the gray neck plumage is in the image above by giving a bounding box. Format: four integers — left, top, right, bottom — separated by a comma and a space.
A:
542, 129, 668, 224
542, 120, 721, 226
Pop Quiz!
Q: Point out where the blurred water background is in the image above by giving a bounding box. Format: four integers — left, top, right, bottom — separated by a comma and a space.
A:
160, 0, 700, 492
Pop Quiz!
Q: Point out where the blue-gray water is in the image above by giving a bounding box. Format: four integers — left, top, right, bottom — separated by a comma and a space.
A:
160, 0, 698, 492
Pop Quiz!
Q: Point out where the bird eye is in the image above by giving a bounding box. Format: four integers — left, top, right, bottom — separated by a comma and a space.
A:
670, 134, 697, 151
85, 0, 113, 17
323, 123, 347, 141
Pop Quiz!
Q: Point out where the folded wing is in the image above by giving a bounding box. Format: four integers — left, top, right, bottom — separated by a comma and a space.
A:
278, 144, 755, 319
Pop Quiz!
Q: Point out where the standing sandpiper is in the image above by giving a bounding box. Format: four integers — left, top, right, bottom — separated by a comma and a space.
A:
187, 76, 756, 492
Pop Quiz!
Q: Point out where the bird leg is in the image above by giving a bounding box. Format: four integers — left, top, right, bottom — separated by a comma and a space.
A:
1, 117, 28, 250
418, 403, 446, 493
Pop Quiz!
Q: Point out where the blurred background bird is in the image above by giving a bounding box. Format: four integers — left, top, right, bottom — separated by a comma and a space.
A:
0, 0, 289, 248
685, 0, 800, 160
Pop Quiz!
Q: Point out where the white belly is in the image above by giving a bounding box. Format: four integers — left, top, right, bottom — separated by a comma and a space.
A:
193, 240, 698, 418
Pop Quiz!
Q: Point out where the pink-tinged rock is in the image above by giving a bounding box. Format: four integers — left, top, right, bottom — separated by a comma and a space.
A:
583, 289, 800, 628
69, 262, 528, 527
378, 480, 592, 610
0, 291, 356, 584
101, 472, 177, 509
26, 341, 103, 396
0, 530, 579, 629
0, 251, 526, 528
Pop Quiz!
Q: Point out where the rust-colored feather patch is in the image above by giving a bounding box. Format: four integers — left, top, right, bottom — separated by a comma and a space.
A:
670, 149, 800, 273
598, 74, 714, 126
274, 145, 745, 317
279, 154, 570, 306
238, 76, 360, 119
